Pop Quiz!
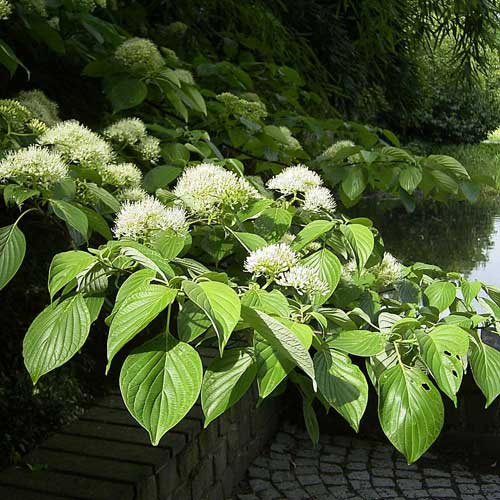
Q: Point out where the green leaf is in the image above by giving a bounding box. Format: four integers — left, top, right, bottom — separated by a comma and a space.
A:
378, 364, 444, 463
107, 284, 177, 370
303, 400, 319, 445
0, 38, 29, 77
85, 184, 121, 212
342, 166, 366, 200
119, 242, 175, 281
78, 206, 113, 240
428, 155, 469, 179
152, 232, 187, 261
110, 78, 147, 112
23, 295, 91, 384
431, 170, 458, 194
201, 347, 257, 426
470, 339, 500, 408
233, 232, 267, 252
416, 325, 469, 405
255, 319, 312, 398
177, 300, 212, 343
424, 281, 456, 312
340, 224, 374, 269
241, 306, 315, 387
183, 281, 241, 354
301, 249, 341, 304
326, 330, 387, 357
50, 200, 88, 239
314, 349, 368, 431
143, 166, 181, 193
0, 224, 26, 291
292, 220, 334, 252
241, 289, 290, 317
399, 167, 422, 194
48, 251, 96, 299
182, 86, 207, 115
461, 280, 481, 307
254, 207, 292, 242
120, 335, 202, 445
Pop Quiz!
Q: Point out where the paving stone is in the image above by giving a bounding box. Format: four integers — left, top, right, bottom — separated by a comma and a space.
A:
294, 457, 317, 466
322, 474, 348, 486
271, 470, 294, 483
346, 462, 368, 471
371, 467, 394, 477
375, 488, 401, 498
305, 483, 329, 496
395, 470, 422, 479
397, 478, 423, 489
425, 477, 452, 488
423, 467, 451, 478
249, 466, 270, 480
400, 489, 430, 499
249, 479, 269, 493
296, 473, 322, 486
349, 479, 372, 490
282, 487, 309, 500
428, 487, 458, 498
348, 470, 370, 481
319, 462, 343, 474
372, 477, 396, 488
459, 483, 482, 494
321, 453, 345, 464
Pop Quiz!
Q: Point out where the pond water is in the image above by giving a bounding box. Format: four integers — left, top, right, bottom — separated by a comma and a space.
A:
356, 198, 500, 287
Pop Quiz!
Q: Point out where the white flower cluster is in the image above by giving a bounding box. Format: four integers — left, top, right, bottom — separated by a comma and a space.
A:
116, 187, 148, 203
114, 38, 165, 76
320, 140, 356, 159
0, 99, 32, 132
302, 186, 336, 213
0, 0, 12, 20
267, 165, 336, 213
103, 117, 146, 144
372, 252, 404, 288
276, 265, 329, 297
17, 89, 60, 126
134, 135, 161, 162
103, 118, 161, 163
74, 0, 106, 11
267, 165, 322, 195
174, 163, 258, 218
113, 196, 188, 241
341, 260, 358, 281
100, 162, 142, 189
0, 145, 68, 189
38, 120, 115, 170
244, 243, 298, 277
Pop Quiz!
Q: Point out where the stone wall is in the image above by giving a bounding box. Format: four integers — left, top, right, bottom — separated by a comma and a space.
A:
0, 347, 282, 500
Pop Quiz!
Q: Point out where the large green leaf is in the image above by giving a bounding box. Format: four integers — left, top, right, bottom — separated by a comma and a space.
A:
119, 242, 175, 280
0, 224, 26, 291
326, 330, 387, 357
342, 166, 366, 200
416, 325, 469, 405
314, 349, 368, 431
292, 220, 334, 252
182, 281, 240, 354
50, 200, 88, 238
177, 300, 211, 343
340, 224, 374, 269
399, 167, 422, 194
470, 338, 500, 407
461, 280, 481, 307
378, 364, 444, 463
120, 335, 202, 445
201, 347, 257, 426
48, 251, 96, 299
255, 319, 312, 398
301, 248, 341, 304
254, 207, 293, 242
107, 284, 177, 370
110, 77, 147, 112
241, 288, 290, 317
242, 306, 315, 386
23, 295, 91, 384
424, 281, 456, 312
233, 232, 267, 252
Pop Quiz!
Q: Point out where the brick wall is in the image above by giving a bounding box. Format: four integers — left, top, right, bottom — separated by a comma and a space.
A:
0, 347, 283, 500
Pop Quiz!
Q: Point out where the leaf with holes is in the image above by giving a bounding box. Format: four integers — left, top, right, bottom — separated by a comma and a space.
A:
201, 347, 256, 426
120, 335, 202, 445
378, 364, 444, 463
326, 330, 387, 357
470, 338, 500, 408
183, 281, 241, 354
416, 325, 469, 405
424, 281, 456, 312
0, 224, 26, 291
314, 349, 368, 431
107, 284, 177, 370
23, 295, 91, 384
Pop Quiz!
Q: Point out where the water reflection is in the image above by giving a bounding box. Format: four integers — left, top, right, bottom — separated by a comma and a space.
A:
351, 199, 500, 284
